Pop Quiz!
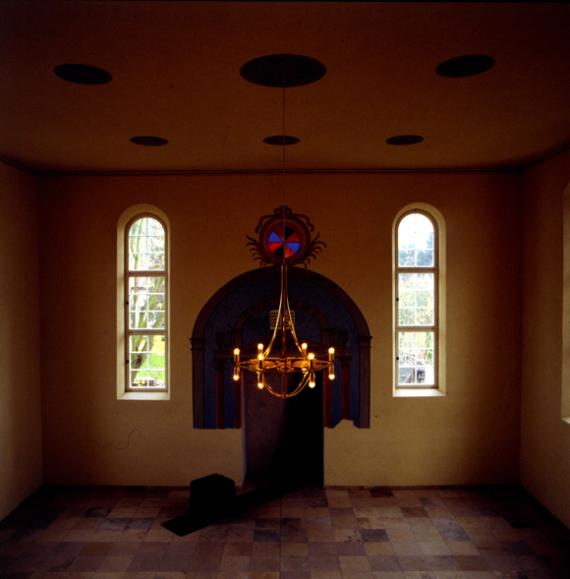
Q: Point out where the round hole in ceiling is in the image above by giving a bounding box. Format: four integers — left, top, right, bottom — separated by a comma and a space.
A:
436, 54, 495, 78
386, 135, 424, 146
263, 135, 300, 146
130, 136, 169, 147
54, 63, 112, 85
240, 54, 326, 87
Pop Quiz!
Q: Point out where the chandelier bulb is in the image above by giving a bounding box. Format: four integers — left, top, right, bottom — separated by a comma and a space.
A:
257, 381, 264, 390
232, 373, 240, 382
234, 347, 240, 356
308, 352, 315, 360
257, 343, 264, 351
328, 373, 335, 381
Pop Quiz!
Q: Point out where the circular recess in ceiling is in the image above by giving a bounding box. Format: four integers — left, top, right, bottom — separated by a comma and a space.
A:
386, 134, 424, 146
240, 53, 326, 87
53, 63, 112, 85
263, 135, 300, 146
130, 136, 169, 147
436, 54, 495, 78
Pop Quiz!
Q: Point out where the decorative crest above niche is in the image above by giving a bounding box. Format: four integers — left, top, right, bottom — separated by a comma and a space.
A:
246, 205, 326, 267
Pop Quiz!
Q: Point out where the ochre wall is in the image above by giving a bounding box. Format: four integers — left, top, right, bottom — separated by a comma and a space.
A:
39, 172, 522, 487
521, 150, 570, 527
0, 162, 42, 519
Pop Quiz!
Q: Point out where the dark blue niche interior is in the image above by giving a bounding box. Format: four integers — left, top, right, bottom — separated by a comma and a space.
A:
191, 266, 371, 429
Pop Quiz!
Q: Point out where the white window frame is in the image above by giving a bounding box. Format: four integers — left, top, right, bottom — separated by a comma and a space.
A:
393, 203, 446, 398
117, 205, 170, 401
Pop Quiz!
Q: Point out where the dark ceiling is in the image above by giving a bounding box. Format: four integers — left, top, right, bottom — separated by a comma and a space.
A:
1, 1, 569, 174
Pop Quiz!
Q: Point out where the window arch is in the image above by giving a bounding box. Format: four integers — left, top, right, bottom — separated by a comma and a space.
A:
117, 205, 170, 400
393, 204, 445, 396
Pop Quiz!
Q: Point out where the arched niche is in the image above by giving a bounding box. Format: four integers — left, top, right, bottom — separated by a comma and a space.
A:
191, 266, 371, 429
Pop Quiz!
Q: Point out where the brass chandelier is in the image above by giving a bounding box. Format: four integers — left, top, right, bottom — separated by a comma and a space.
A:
232, 260, 335, 399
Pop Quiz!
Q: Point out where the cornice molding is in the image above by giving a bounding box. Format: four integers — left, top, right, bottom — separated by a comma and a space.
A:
4, 140, 569, 179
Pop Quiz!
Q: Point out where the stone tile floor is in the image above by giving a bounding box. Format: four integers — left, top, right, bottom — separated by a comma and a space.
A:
0, 484, 568, 578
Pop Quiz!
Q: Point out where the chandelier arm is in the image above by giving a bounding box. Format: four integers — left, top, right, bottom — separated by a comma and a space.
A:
281, 263, 305, 355
263, 369, 310, 399
263, 319, 280, 358
285, 295, 306, 354
309, 359, 331, 371
262, 267, 285, 358
280, 264, 288, 396
287, 371, 311, 397
263, 381, 288, 399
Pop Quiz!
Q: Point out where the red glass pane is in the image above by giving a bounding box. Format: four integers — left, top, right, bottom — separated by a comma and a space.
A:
267, 242, 282, 254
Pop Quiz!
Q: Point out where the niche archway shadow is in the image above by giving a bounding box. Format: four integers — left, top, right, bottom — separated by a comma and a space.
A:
191, 267, 371, 429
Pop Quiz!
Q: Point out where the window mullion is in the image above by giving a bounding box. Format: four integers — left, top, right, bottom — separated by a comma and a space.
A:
398, 266, 436, 274
127, 329, 166, 336
127, 270, 166, 277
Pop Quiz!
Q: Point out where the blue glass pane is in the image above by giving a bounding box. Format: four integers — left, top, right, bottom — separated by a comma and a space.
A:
268, 231, 282, 243
287, 242, 301, 253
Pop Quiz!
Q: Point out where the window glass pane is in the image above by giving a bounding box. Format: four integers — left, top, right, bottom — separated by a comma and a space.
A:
129, 334, 166, 389
398, 273, 434, 326
128, 276, 166, 330
398, 331, 435, 386
128, 217, 165, 271
398, 213, 434, 267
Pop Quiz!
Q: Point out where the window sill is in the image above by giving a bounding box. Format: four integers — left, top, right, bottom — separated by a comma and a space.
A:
393, 388, 445, 398
118, 391, 170, 401
562, 417, 570, 425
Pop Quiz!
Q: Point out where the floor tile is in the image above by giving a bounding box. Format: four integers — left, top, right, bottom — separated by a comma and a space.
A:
368, 555, 401, 571
361, 528, 390, 542
309, 553, 341, 571
220, 554, 250, 571
339, 554, 372, 572
420, 540, 452, 556
282, 541, 309, 557
281, 554, 310, 571
98, 555, 134, 571
365, 542, 396, 556
249, 554, 280, 571
311, 570, 343, 579
0, 484, 565, 579
455, 555, 489, 571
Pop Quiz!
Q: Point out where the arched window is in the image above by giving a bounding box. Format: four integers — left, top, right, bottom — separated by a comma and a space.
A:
117, 207, 169, 399
394, 205, 445, 395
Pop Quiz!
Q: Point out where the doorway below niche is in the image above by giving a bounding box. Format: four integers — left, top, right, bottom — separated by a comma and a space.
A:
243, 373, 323, 491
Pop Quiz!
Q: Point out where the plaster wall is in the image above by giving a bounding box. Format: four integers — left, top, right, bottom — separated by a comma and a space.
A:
39, 171, 522, 487
521, 150, 570, 527
0, 162, 42, 519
